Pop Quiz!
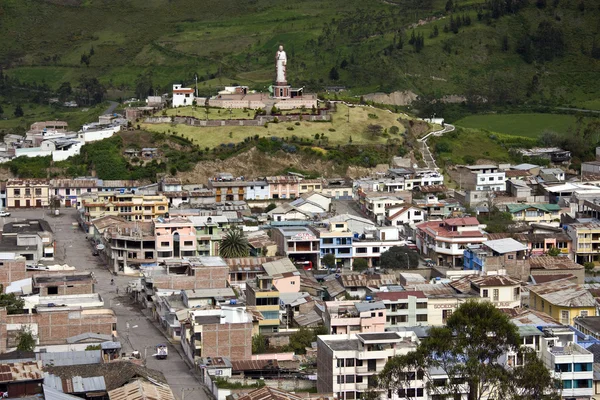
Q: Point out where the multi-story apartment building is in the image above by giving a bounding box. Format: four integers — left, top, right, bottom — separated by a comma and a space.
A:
357, 193, 404, 224
207, 176, 247, 202
351, 227, 407, 268
267, 176, 300, 199
458, 164, 506, 192
246, 276, 280, 333
272, 226, 321, 269
317, 331, 422, 400
449, 275, 522, 309
565, 219, 600, 264
385, 205, 426, 227
189, 216, 227, 256
463, 238, 528, 273
529, 279, 597, 325
91, 216, 156, 274
375, 291, 429, 328
323, 301, 386, 334
312, 221, 354, 269
413, 195, 462, 220
416, 217, 487, 267
154, 217, 197, 260
80, 192, 169, 231
50, 178, 100, 208
6, 179, 50, 208
244, 180, 270, 200
540, 327, 594, 398
180, 306, 253, 363
298, 178, 325, 195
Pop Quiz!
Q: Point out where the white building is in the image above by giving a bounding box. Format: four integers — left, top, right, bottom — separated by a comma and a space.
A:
460, 165, 506, 192
385, 205, 426, 226
245, 180, 270, 200
172, 84, 196, 107
352, 227, 407, 268
317, 332, 424, 400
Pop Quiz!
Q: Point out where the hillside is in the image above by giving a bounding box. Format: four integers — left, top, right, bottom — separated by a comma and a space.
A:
2, 0, 600, 110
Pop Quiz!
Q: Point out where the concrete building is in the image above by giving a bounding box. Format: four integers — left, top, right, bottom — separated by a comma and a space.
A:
189, 216, 227, 257
463, 238, 528, 273
505, 203, 562, 223
154, 217, 197, 261
375, 291, 429, 328
449, 275, 522, 309
244, 180, 270, 200
565, 219, 600, 264
207, 176, 247, 202
172, 84, 195, 107
81, 192, 169, 230
529, 279, 597, 325
50, 178, 100, 208
267, 176, 300, 200
0, 219, 55, 262
32, 273, 94, 296
180, 306, 253, 362
312, 221, 354, 269
324, 301, 386, 334
272, 227, 321, 270
6, 179, 50, 209
317, 332, 421, 400
416, 217, 486, 267
351, 227, 407, 268
246, 276, 280, 333
458, 165, 506, 192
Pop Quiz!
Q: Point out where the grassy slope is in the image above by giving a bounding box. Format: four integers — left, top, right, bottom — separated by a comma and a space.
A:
141, 104, 408, 148
454, 113, 582, 138
0, 102, 107, 132
2, 0, 600, 109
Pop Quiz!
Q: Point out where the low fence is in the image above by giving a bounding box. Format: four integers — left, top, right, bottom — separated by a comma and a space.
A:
144, 113, 331, 127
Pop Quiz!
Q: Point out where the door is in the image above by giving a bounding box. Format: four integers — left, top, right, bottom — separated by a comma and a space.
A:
65, 199, 71, 207
36, 199, 42, 207
14, 200, 20, 208
173, 232, 180, 258
26, 199, 31, 207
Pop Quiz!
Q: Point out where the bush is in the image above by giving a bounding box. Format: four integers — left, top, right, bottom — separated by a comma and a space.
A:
352, 258, 369, 272
584, 262, 595, 273
287, 126, 294, 130
295, 121, 301, 126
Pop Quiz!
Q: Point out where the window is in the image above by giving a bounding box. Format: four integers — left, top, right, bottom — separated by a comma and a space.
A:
345, 359, 354, 367
417, 314, 428, 322
184, 241, 194, 246
337, 359, 344, 368
161, 241, 169, 247
561, 310, 569, 324
372, 247, 380, 253
378, 312, 383, 317
356, 359, 363, 366
14, 189, 20, 196
574, 363, 593, 372
555, 363, 571, 373
442, 309, 452, 322
158, 206, 166, 211
482, 289, 489, 297
513, 287, 520, 301
345, 375, 355, 384
507, 255, 514, 260
47, 286, 58, 295
337, 376, 344, 384
416, 302, 427, 309
356, 248, 367, 254
35, 188, 42, 196
493, 289, 499, 302
581, 310, 589, 317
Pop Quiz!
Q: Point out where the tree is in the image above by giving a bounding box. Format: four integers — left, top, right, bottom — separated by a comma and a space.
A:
501, 35, 509, 52
389, 126, 400, 135
16, 328, 36, 352
78, 77, 106, 105
508, 349, 561, 400
0, 103, 3, 116
80, 53, 90, 67
265, 203, 277, 213
379, 246, 419, 269
445, 0, 454, 12
584, 262, 595, 273
379, 301, 528, 400
219, 228, 249, 258
352, 258, 369, 272
322, 253, 336, 269
134, 73, 153, 100
432, 25, 439, 37
365, 124, 383, 138
57, 82, 72, 102
329, 66, 340, 81
547, 246, 560, 256
0, 286, 25, 314
13, 104, 24, 118
287, 327, 327, 354
252, 334, 267, 354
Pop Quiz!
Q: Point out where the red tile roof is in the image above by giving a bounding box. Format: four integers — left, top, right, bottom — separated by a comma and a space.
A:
444, 217, 480, 226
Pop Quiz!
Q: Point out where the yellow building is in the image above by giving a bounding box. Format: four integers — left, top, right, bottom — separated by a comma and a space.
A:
506, 204, 562, 223
528, 279, 596, 325
245, 276, 280, 334
6, 179, 50, 208
81, 192, 169, 230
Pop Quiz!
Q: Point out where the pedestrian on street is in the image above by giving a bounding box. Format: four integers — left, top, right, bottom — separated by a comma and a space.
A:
116, 287, 119, 295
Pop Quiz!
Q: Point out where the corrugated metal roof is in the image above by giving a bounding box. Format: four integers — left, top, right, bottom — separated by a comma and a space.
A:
0, 361, 44, 383
72, 376, 106, 393
43, 385, 82, 400
44, 373, 64, 391
38, 351, 102, 367
108, 380, 174, 400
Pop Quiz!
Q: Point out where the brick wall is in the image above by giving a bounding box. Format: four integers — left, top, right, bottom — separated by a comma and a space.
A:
152, 266, 228, 290
0, 308, 116, 352
37, 282, 94, 296
0, 260, 28, 290
201, 322, 252, 360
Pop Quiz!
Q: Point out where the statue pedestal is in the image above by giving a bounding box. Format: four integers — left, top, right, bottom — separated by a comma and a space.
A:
273, 84, 291, 99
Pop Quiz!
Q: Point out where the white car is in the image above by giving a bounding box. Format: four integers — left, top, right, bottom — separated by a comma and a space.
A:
0, 211, 10, 217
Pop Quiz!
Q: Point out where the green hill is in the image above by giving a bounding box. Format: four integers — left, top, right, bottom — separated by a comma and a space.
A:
2, 0, 600, 109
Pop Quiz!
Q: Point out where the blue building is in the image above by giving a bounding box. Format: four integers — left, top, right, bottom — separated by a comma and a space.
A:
312, 221, 354, 269
463, 238, 528, 272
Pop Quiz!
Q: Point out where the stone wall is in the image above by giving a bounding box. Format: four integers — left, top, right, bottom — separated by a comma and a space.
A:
145, 113, 331, 128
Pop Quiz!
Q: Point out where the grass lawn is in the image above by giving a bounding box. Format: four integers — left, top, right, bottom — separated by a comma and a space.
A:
454, 113, 581, 138
164, 106, 255, 120
429, 127, 516, 165
0, 103, 107, 132
141, 104, 409, 148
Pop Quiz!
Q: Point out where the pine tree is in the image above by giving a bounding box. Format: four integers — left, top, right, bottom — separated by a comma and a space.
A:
13, 104, 24, 118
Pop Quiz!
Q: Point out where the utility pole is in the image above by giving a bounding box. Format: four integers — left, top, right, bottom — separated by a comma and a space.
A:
195, 74, 198, 98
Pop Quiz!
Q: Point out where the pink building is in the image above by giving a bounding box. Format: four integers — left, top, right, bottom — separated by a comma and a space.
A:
154, 217, 197, 260
488, 232, 573, 259
262, 258, 301, 293
267, 176, 300, 200
324, 301, 386, 334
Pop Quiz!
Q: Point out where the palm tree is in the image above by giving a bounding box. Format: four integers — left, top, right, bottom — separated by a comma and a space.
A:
219, 228, 249, 258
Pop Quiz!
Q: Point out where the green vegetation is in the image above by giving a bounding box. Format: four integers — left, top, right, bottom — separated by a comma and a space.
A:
16, 328, 36, 352
3, 0, 600, 111
379, 300, 560, 400
252, 334, 268, 354
454, 113, 583, 138
214, 377, 265, 389
286, 327, 328, 355
219, 228, 250, 258
85, 344, 102, 351
379, 246, 420, 269
352, 258, 369, 272
0, 285, 25, 315
142, 105, 406, 148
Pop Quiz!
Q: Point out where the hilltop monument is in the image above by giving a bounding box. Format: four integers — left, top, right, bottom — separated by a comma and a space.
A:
273, 45, 291, 99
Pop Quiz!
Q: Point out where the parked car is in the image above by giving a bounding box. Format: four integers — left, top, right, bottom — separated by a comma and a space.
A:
0, 211, 11, 217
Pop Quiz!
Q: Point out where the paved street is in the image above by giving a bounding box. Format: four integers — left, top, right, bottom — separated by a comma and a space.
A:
1, 209, 211, 400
